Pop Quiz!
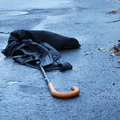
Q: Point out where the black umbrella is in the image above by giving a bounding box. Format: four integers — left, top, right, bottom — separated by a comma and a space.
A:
2, 29, 80, 98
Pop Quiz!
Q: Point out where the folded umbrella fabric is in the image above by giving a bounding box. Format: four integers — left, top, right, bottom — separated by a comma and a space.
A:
2, 29, 80, 71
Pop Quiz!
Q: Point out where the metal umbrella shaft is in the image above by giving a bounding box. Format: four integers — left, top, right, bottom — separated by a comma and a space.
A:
39, 65, 80, 98
40, 65, 50, 83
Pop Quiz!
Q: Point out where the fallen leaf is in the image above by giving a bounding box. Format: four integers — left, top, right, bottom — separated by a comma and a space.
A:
114, 52, 120, 55
98, 48, 109, 52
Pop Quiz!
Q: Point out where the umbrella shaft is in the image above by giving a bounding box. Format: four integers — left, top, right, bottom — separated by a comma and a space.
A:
40, 65, 50, 83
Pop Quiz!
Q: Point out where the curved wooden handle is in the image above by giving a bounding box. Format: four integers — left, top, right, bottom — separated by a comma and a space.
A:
48, 82, 80, 98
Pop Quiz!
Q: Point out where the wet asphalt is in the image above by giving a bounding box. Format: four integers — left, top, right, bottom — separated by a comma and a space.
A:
0, 0, 120, 120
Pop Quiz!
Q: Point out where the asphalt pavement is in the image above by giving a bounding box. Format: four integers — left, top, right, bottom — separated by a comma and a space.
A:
0, 0, 120, 120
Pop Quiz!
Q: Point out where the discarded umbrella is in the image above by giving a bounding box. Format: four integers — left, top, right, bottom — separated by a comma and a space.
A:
2, 29, 80, 98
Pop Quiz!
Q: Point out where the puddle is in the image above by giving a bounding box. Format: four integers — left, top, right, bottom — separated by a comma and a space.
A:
0, 11, 29, 16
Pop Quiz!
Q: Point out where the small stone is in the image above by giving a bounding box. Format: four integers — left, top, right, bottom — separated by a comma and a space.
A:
112, 82, 115, 85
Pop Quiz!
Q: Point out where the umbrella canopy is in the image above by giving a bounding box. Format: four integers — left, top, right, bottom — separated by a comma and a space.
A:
2, 29, 80, 71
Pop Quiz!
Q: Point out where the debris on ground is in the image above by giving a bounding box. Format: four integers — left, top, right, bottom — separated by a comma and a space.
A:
107, 8, 120, 14
7, 82, 20, 86
109, 40, 120, 68
98, 47, 109, 52
112, 82, 115, 85
109, 40, 120, 55
98, 40, 120, 56
98, 40, 120, 68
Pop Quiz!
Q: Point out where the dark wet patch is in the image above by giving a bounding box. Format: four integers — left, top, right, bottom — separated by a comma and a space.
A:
30, 7, 89, 16
107, 8, 120, 14
106, 20, 120, 23
75, 22, 82, 24
75, 7, 89, 11
113, 0, 120, 1
29, 8, 71, 16
0, 31, 10, 34
18, 85, 41, 94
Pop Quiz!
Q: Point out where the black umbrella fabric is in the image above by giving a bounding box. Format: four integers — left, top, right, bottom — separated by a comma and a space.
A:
2, 29, 81, 98
2, 29, 80, 71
